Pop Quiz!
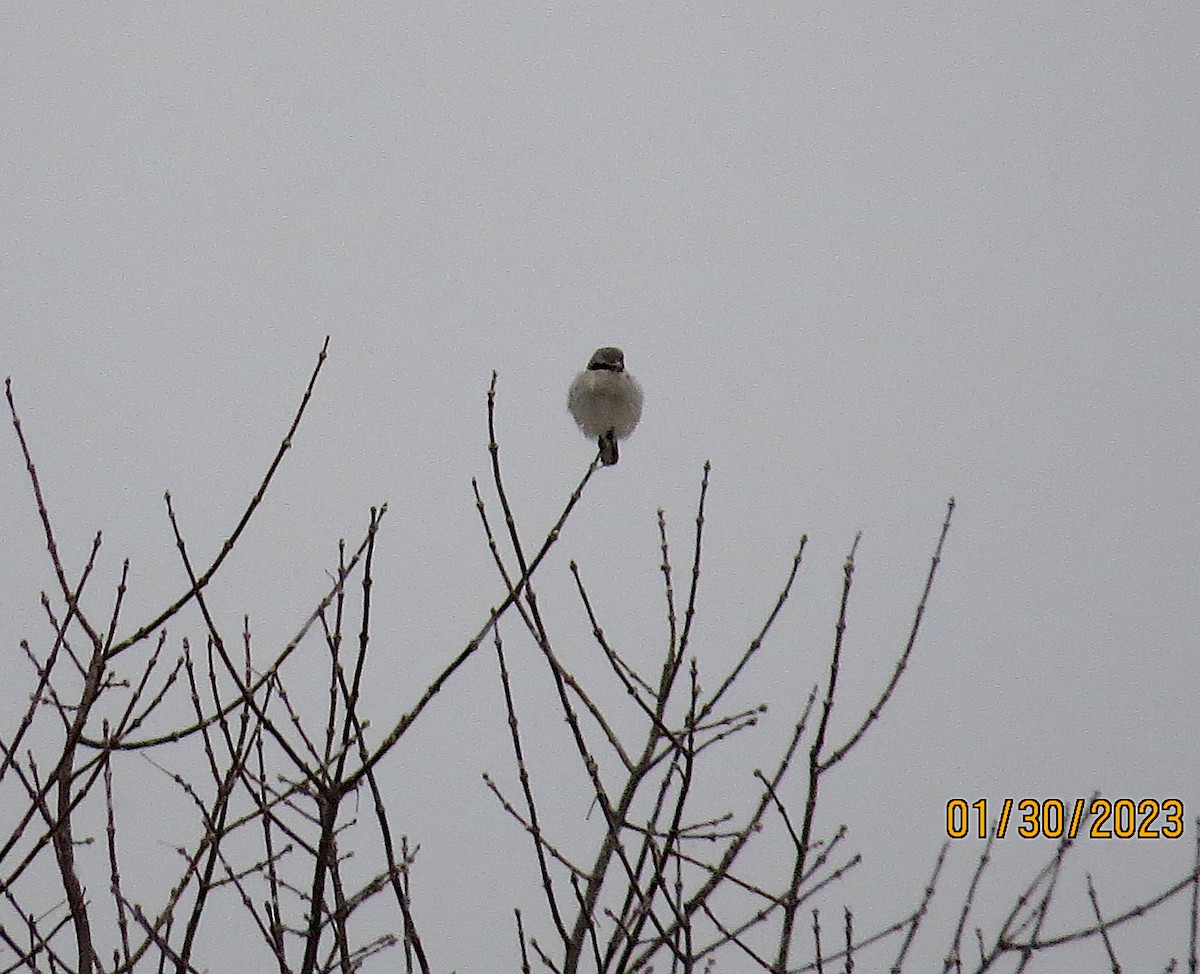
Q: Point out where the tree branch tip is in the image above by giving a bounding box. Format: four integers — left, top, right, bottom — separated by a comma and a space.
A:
847, 530, 863, 560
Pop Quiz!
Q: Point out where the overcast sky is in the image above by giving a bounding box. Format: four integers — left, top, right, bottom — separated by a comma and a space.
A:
3, 2, 1198, 970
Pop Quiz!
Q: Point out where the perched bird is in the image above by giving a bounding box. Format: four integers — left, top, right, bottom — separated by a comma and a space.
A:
568, 346, 644, 466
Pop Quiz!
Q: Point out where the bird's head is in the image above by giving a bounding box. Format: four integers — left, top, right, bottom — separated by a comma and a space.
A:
587, 347, 626, 372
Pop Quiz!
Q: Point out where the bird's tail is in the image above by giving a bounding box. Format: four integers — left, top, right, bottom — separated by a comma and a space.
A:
599, 431, 619, 466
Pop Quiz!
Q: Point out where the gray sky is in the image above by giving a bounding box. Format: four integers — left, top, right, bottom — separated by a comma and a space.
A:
3, 2, 1198, 969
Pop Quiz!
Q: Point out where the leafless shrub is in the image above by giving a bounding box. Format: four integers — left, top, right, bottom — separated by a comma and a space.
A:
1, 340, 1194, 973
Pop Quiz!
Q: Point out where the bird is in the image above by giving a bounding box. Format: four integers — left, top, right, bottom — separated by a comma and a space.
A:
568, 346, 644, 466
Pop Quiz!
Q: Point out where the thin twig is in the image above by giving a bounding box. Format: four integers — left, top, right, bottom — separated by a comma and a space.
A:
108, 337, 332, 659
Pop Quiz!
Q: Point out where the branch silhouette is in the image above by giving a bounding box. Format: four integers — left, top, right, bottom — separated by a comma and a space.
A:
2, 345, 1194, 973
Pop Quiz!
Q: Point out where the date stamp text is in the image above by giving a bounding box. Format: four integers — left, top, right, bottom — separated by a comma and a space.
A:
946, 798, 1184, 839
